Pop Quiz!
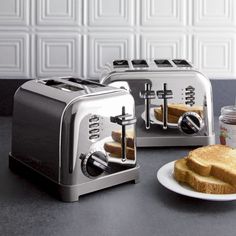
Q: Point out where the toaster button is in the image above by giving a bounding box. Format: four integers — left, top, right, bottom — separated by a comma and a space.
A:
89, 129, 99, 134
89, 123, 99, 128
89, 116, 99, 123
89, 134, 100, 140
185, 86, 195, 92
185, 91, 195, 96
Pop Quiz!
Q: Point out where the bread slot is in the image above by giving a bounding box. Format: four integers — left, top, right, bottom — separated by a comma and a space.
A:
43, 79, 83, 92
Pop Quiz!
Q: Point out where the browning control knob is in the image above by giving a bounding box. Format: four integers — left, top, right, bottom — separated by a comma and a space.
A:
178, 112, 203, 135
81, 151, 110, 178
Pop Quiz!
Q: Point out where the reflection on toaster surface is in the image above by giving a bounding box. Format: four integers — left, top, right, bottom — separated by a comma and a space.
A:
104, 129, 135, 160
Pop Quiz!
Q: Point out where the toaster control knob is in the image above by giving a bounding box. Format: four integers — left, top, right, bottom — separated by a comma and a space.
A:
81, 151, 110, 178
178, 112, 203, 135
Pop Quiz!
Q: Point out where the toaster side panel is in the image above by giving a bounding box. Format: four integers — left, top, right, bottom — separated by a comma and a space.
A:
60, 91, 136, 185
11, 88, 66, 182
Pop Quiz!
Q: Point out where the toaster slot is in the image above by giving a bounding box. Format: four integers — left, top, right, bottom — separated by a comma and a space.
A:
113, 60, 129, 68
44, 80, 83, 92
132, 59, 148, 68
66, 78, 105, 88
154, 60, 173, 67
172, 59, 192, 67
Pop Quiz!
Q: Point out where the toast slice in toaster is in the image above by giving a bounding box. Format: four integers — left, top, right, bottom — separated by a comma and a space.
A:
154, 107, 179, 123
186, 145, 236, 186
104, 142, 135, 160
164, 104, 203, 117
174, 158, 236, 194
111, 130, 134, 148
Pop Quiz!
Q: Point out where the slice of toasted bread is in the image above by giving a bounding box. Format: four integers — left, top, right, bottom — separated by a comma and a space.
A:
154, 107, 179, 123
111, 129, 134, 148
163, 103, 203, 117
104, 141, 135, 160
186, 144, 236, 186
174, 158, 236, 194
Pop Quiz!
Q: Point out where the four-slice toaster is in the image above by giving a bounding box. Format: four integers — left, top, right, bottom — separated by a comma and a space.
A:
9, 77, 139, 202
100, 59, 215, 147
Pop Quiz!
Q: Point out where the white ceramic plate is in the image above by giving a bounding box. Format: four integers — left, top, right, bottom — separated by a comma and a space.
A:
157, 161, 236, 201
141, 107, 178, 128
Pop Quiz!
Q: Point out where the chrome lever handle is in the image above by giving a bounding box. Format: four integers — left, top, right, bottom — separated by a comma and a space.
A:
156, 83, 173, 129
140, 83, 156, 129
121, 108, 126, 162
110, 106, 136, 162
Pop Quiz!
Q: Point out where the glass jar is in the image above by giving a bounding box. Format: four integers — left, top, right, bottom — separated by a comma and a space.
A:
219, 106, 236, 147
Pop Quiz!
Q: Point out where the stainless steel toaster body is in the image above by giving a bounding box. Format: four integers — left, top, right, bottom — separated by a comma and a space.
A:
9, 77, 139, 202
100, 59, 215, 147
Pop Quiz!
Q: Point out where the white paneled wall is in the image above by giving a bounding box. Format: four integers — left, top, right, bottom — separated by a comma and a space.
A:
0, 0, 236, 79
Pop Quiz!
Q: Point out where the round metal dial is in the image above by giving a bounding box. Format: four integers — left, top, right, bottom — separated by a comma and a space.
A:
81, 151, 108, 178
178, 112, 203, 135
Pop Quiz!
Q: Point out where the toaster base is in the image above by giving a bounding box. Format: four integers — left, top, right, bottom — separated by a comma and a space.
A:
9, 153, 140, 202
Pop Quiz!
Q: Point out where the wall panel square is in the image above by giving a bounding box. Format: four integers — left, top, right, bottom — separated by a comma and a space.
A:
87, 33, 134, 78
37, 34, 82, 77
37, 0, 81, 25
193, 34, 236, 76
88, 0, 134, 26
0, 0, 29, 25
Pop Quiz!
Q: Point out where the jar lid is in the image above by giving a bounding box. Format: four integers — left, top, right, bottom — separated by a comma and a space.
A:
221, 105, 236, 117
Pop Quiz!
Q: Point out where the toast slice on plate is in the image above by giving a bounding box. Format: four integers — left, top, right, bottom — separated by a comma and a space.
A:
174, 158, 236, 194
186, 144, 236, 186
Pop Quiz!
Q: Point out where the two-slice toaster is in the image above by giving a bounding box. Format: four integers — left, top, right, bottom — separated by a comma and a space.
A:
9, 77, 139, 202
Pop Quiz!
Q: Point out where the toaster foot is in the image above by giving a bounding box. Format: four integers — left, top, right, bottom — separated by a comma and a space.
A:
133, 177, 140, 184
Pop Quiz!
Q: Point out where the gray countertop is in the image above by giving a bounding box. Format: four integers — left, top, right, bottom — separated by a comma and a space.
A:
1, 117, 236, 236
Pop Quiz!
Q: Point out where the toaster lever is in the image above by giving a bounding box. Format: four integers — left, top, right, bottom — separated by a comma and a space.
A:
140, 83, 156, 129
110, 114, 136, 126
156, 83, 173, 129
110, 107, 136, 162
